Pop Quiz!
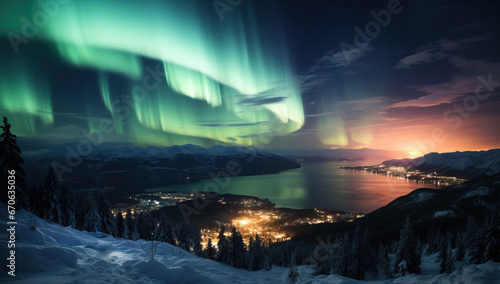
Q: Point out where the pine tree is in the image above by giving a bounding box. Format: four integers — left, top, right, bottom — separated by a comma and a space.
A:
247, 236, 255, 270
0, 117, 29, 210
73, 196, 85, 230
125, 208, 135, 239
248, 234, 266, 270
157, 213, 168, 242
176, 222, 191, 252
116, 210, 125, 238
332, 233, 351, 277
204, 238, 217, 260
454, 230, 466, 261
26, 184, 39, 214
390, 240, 399, 255
263, 254, 272, 271
445, 242, 455, 274
146, 215, 159, 241
150, 216, 161, 241
290, 247, 297, 267
41, 168, 61, 224
394, 215, 421, 276
30, 185, 45, 217
216, 226, 229, 263
425, 225, 439, 255
463, 215, 477, 249
228, 226, 247, 268
130, 222, 140, 241
58, 184, 75, 227
483, 211, 500, 262
163, 216, 177, 245
469, 217, 488, 264
348, 225, 372, 280
416, 237, 422, 255
136, 212, 149, 240
122, 215, 129, 239
438, 239, 448, 273
191, 226, 203, 257
96, 192, 116, 235
83, 191, 101, 232
288, 264, 299, 282
315, 241, 334, 275
377, 243, 393, 279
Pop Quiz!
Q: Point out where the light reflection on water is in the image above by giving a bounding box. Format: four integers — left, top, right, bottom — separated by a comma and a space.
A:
145, 162, 442, 213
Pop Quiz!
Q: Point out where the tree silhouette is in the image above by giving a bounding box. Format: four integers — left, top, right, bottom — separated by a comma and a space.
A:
0, 117, 29, 210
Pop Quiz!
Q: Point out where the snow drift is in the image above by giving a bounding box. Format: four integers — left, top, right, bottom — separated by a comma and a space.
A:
1, 209, 499, 283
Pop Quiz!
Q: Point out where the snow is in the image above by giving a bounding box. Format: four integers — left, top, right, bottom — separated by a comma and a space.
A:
415, 150, 500, 173
462, 186, 491, 199
34, 144, 273, 162
407, 192, 435, 204
433, 210, 455, 218
1, 209, 500, 284
396, 192, 435, 208
383, 149, 500, 178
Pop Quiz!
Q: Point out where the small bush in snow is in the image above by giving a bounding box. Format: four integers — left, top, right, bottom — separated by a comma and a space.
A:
288, 265, 299, 282
142, 240, 161, 261
29, 216, 37, 231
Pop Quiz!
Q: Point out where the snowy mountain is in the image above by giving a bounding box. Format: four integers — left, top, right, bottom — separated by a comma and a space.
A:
382, 149, 500, 179
23, 144, 300, 190
33, 144, 277, 162
295, 171, 500, 245
1, 209, 499, 283
272, 148, 408, 163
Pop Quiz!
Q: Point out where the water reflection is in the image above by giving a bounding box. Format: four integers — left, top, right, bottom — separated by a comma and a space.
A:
145, 162, 442, 213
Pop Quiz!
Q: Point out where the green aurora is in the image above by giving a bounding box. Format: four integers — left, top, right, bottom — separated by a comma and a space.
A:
0, 0, 304, 147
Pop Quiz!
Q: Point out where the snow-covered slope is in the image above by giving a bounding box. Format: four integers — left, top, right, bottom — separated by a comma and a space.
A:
34, 144, 274, 161
1, 209, 499, 283
382, 149, 500, 179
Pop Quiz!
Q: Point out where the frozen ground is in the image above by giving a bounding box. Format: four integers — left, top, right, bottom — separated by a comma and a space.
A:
1, 209, 499, 283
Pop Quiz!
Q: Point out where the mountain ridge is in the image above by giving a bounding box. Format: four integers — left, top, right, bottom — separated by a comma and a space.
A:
24, 144, 300, 192
382, 149, 500, 179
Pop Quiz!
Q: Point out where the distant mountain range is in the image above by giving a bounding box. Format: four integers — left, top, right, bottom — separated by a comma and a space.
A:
271, 148, 408, 162
24, 144, 300, 190
382, 149, 500, 179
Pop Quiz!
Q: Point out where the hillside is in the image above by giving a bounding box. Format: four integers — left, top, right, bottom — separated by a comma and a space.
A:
293, 172, 500, 244
23, 144, 300, 190
382, 149, 500, 179
272, 148, 408, 163
1, 209, 499, 283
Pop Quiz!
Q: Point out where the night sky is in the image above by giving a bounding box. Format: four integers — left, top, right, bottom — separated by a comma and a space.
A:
1, 0, 499, 156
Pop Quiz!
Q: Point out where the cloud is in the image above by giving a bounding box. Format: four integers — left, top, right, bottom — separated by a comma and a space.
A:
387, 75, 484, 108
238, 96, 286, 106
391, 34, 500, 108
318, 47, 367, 68
306, 112, 337, 118
388, 93, 461, 108
306, 97, 388, 118
394, 36, 492, 69
298, 46, 373, 93
198, 121, 269, 127
394, 51, 445, 69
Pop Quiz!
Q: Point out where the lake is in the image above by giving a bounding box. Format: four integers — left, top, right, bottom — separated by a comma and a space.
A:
144, 162, 442, 213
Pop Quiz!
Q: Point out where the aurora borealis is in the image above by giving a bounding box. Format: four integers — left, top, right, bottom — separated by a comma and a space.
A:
1, 0, 500, 155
